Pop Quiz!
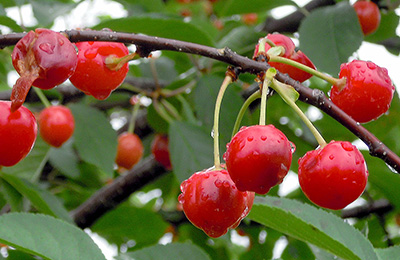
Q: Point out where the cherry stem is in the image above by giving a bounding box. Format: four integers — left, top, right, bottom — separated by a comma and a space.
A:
161, 99, 182, 121
153, 98, 174, 123
127, 96, 141, 134
105, 52, 136, 71
213, 75, 232, 170
33, 87, 51, 108
269, 55, 346, 87
232, 90, 261, 137
259, 70, 274, 126
270, 78, 327, 147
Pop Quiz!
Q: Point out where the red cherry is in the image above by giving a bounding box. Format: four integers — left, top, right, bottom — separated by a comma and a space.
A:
0, 101, 37, 167
353, 0, 381, 36
298, 141, 368, 210
11, 28, 77, 112
115, 132, 144, 170
38, 105, 75, 148
69, 41, 129, 100
242, 13, 258, 25
330, 60, 394, 123
224, 125, 293, 194
253, 34, 316, 82
151, 134, 172, 170
178, 168, 255, 238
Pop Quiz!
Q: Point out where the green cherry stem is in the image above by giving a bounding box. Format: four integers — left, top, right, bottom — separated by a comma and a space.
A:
105, 52, 137, 71
259, 69, 275, 126
213, 75, 233, 170
127, 96, 142, 134
270, 78, 327, 147
231, 90, 261, 138
269, 55, 346, 87
33, 87, 51, 108
161, 99, 182, 121
153, 98, 174, 123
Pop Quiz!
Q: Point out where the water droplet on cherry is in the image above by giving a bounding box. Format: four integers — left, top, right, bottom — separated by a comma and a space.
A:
39, 42, 55, 54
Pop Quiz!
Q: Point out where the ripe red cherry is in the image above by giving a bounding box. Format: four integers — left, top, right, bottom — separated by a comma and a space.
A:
0, 101, 37, 167
11, 28, 77, 112
151, 134, 172, 170
178, 168, 255, 238
115, 132, 144, 170
69, 41, 129, 100
38, 105, 75, 148
242, 13, 258, 25
353, 0, 381, 36
224, 125, 293, 194
330, 60, 394, 123
298, 141, 368, 210
254, 34, 316, 82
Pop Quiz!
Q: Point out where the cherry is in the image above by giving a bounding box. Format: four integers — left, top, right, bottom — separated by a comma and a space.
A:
115, 132, 144, 170
178, 168, 255, 238
330, 60, 394, 123
0, 101, 37, 167
224, 125, 293, 194
11, 28, 77, 112
151, 134, 172, 170
69, 41, 129, 100
353, 0, 381, 36
298, 141, 368, 210
242, 13, 258, 25
254, 33, 316, 82
38, 105, 75, 148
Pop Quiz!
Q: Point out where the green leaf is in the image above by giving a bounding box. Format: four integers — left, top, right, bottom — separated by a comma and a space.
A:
365, 10, 399, 43
216, 0, 294, 16
48, 142, 80, 179
93, 16, 214, 46
169, 121, 213, 183
69, 103, 118, 177
91, 204, 168, 248
248, 196, 378, 260
0, 213, 106, 260
217, 26, 263, 54
116, 242, 211, 260
31, 0, 78, 27
299, 2, 363, 75
0, 178, 23, 212
0, 172, 73, 223
375, 245, 400, 259
2, 136, 51, 180
0, 15, 23, 32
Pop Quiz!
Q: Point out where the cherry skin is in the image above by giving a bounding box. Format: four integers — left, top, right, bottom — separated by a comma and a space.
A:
353, 0, 381, 36
224, 125, 293, 194
151, 134, 172, 170
11, 28, 77, 112
115, 132, 144, 170
298, 141, 368, 210
69, 41, 129, 100
38, 105, 75, 148
330, 60, 394, 123
254, 33, 316, 82
0, 101, 37, 167
178, 168, 255, 238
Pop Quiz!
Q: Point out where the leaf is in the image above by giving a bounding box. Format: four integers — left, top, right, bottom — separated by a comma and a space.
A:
48, 142, 80, 179
93, 16, 214, 47
91, 205, 168, 248
0, 178, 23, 212
216, 0, 294, 16
0, 15, 23, 32
248, 196, 378, 260
116, 242, 211, 260
0, 213, 106, 260
69, 103, 118, 177
31, 0, 78, 27
299, 2, 363, 75
217, 26, 263, 54
375, 245, 400, 259
2, 136, 51, 180
169, 121, 214, 183
366, 10, 399, 43
0, 172, 73, 223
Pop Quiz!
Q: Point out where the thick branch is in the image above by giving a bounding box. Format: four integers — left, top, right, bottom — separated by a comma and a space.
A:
71, 156, 166, 228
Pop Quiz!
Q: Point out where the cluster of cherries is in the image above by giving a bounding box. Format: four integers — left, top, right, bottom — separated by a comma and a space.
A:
179, 1, 393, 238
0, 28, 170, 172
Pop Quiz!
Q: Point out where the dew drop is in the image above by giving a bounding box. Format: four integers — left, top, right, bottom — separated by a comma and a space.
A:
340, 142, 354, 152
261, 135, 267, 141
366, 61, 377, 70
290, 141, 296, 153
215, 179, 222, 188
58, 38, 64, 46
201, 193, 209, 201
247, 136, 254, 142
223, 181, 230, 188
329, 154, 335, 160
178, 193, 185, 203
84, 48, 98, 59
39, 42, 55, 54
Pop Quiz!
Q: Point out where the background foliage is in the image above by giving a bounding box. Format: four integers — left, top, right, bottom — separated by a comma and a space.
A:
0, 0, 400, 259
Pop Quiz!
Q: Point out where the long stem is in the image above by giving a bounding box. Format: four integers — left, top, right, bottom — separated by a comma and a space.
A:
33, 88, 51, 108
127, 97, 141, 134
153, 98, 173, 123
271, 79, 326, 147
269, 56, 345, 87
232, 90, 261, 137
213, 75, 232, 170
259, 78, 271, 126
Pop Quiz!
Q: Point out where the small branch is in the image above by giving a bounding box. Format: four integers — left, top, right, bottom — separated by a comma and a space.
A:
71, 156, 166, 228
341, 199, 393, 219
